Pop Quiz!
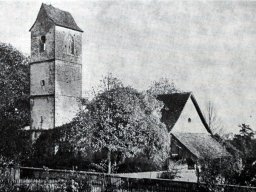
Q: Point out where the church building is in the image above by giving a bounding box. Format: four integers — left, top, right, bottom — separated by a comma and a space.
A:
29, 4, 83, 139
28, 4, 231, 182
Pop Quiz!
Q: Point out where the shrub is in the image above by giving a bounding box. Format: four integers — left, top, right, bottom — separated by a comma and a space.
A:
0, 169, 17, 192
117, 156, 160, 173
159, 171, 177, 180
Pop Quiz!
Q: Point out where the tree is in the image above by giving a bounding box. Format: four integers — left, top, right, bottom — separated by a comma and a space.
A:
199, 156, 242, 191
230, 124, 256, 186
232, 124, 254, 160
197, 125, 251, 190
0, 43, 30, 162
146, 78, 180, 96
238, 124, 254, 138
204, 101, 223, 135
71, 75, 169, 173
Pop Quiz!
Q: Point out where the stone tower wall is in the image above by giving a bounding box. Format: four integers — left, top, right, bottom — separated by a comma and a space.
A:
54, 26, 82, 127
30, 12, 55, 130
30, 61, 55, 96
30, 61, 55, 130
30, 10, 55, 63
30, 96, 54, 130
55, 26, 82, 64
30, 16, 82, 130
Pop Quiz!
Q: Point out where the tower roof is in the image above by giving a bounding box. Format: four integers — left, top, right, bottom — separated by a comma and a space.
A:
30, 3, 83, 32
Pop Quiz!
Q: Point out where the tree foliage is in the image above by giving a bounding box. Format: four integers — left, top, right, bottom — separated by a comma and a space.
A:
230, 124, 256, 186
0, 43, 30, 162
23, 75, 172, 173
231, 124, 255, 161
71, 75, 170, 173
0, 43, 29, 121
24, 123, 92, 170
199, 156, 242, 191
146, 78, 180, 96
199, 124, 256, 188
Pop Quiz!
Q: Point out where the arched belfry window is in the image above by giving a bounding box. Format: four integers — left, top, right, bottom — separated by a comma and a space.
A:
39, 35, 46, 52
67, 34, 75, 55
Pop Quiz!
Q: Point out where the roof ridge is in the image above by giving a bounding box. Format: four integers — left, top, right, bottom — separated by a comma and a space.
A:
190, 94, 213, 135
174, 132, 210, 135
158, 91, 192, 97
42, 3, 71, 16
30, 3, 83, 32
41, 3, 55, 25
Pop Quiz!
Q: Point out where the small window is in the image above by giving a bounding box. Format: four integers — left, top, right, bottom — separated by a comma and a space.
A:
67, 35, 75, 55
40, 36, 46, 52
40, 80, 45, 86
40, 116, 44, 129
188, 118, 191, 123
187, 158, 195, 170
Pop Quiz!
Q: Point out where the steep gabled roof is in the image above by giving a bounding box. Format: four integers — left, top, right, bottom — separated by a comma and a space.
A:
157, 92, 190, 132
157, 92, 212, 134
172, 132, 231, 159
30, 3, 83, 32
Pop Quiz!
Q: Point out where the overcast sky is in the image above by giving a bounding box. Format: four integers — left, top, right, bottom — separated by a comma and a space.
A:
1, 0, 256, 134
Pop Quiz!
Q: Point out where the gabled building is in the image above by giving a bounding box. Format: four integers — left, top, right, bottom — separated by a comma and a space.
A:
158, 92, 230, 181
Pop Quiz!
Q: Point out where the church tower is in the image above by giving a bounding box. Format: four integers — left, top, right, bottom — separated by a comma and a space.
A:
29, 4, 83, 138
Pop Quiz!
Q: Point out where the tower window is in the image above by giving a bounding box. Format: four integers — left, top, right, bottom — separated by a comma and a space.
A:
67, 35, 75, 55
40, 35, 46, 52
40, 80, 45, 86
188, 118, 191, 123
40, 116, 44, 129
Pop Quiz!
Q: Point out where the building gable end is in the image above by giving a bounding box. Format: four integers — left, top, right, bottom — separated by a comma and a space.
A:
171, 94, 211, 134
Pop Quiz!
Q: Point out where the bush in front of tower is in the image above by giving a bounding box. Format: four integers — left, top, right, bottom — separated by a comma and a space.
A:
24, 125, 92, 171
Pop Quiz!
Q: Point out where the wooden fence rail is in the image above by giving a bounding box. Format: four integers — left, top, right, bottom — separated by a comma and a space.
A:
13, 167, 256, 192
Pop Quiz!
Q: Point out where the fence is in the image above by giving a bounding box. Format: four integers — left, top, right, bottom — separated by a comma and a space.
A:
16, 177, 200, 192
15, 167, 256, 192
15, 179, 59, 192
16, 177, 256, 192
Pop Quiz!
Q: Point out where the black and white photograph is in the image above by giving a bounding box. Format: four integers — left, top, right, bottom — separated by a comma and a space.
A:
0, 1, 256, 191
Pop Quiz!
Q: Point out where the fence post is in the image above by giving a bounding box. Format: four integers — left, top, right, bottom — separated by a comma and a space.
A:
14, 165, 20, 180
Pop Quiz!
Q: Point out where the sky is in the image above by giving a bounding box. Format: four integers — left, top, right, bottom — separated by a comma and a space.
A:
1, 0, 256, 134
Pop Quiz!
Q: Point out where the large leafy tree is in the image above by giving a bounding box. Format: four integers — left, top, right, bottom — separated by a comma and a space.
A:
71, 75, 169, 173
0, 43, 30, 162
230, 124, 256, 186
146, 77, 180, 96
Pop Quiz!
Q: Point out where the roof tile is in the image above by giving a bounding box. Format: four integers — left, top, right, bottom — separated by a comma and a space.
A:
42, 3, 83, 32
172, 132, 231, 159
